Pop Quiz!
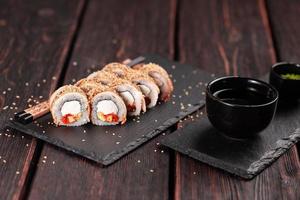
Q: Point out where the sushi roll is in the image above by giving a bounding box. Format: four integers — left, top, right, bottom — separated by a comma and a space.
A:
75, 79, 127, 125
87, 71, 146, 116
49, 85, 90, 126
102, 63, 160, 108
133, 63, 174, 101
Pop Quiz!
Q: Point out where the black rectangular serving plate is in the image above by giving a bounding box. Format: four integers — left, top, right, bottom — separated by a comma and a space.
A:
9, 55, 214, 166
161, 100, 300, 179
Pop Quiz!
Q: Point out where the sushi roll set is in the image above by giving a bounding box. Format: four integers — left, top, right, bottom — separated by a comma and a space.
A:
49, 62, 174, 126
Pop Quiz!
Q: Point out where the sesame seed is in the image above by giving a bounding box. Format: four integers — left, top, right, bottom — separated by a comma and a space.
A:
83, 130, 86, 133
16, 171, 20, 175
39, 96, 43, 99
16, 95, 20, 99
25, 82, 29, 86
73, 61, 78, 66
137, 160, 141, 163
72, 79, 76, 83
52, 161, 56, 165
42, 160, 46, 163
161, 150, 164, 153
171, 65, 176, 69
154, 119, 158, 122
81, 139, 86, 142
193, 171, 196, 175
43, 156, 47, 159
149, 169, 154, 173
37, 83, 40, 87
3, 160, 6, 163
2, 91, 6, 94
7, 88, 11, 91
2, 106, 8, 110
154, 149, 157, 152
156, 142, 160, 145
42, 79, 46, 83
116, 141, 120, 144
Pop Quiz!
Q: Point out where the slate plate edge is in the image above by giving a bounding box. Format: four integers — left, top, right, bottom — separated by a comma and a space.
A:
161, 124, 300, 179
9, 101, 205, 166
246, 129, 300, 176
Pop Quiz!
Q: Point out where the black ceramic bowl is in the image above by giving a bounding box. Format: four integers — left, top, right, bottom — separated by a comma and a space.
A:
206, 76, 278, 139
269, 62, 300, 100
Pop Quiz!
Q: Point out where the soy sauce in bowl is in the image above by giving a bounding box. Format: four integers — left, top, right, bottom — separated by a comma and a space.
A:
213, 88, 272, 106
206, 77, 278, 139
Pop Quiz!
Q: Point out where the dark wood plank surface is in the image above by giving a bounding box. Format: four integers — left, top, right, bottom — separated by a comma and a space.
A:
28, 0, 176, 199
0, 0, 84, 199
175, 0, 300, 199
0, 0, 299, 199
267, 0, 300, 62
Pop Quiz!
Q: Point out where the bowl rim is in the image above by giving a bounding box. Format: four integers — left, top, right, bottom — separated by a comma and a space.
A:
271, 62, 300, 82
206, 76, 279, 108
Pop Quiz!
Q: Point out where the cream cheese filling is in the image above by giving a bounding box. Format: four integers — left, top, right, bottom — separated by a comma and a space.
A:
61, 100, 81, 116
138, 85, 151, 96
119, 91, 135, 105
97, 100, 118, 115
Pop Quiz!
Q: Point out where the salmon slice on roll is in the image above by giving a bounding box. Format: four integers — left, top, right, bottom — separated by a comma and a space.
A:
75, 79, 127, 125
49, 85, 90, 126
87, 71, 146, 116
102, 63, 160, 108
133, 63, 174, 102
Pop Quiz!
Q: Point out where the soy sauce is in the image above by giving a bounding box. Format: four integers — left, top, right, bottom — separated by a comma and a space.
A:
213, 88, 270, 105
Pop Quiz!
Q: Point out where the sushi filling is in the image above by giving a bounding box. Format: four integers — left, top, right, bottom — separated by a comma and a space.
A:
96, 100, 119, 123
60, 101, 82, 124
138, 84, 151, 106
119, 91, 136, 112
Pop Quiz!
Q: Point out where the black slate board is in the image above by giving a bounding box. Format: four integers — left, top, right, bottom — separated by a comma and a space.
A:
161, 100, 300, 179
9, 55, 214, 166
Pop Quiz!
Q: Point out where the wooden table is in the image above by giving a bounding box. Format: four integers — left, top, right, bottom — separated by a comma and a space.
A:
0, 0, 300, 199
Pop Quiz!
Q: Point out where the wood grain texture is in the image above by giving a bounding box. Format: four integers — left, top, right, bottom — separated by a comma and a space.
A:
28, 0, 176, 199
0, 0, 84, 199
175, 0, 300, 199
267, 0, 300, 62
